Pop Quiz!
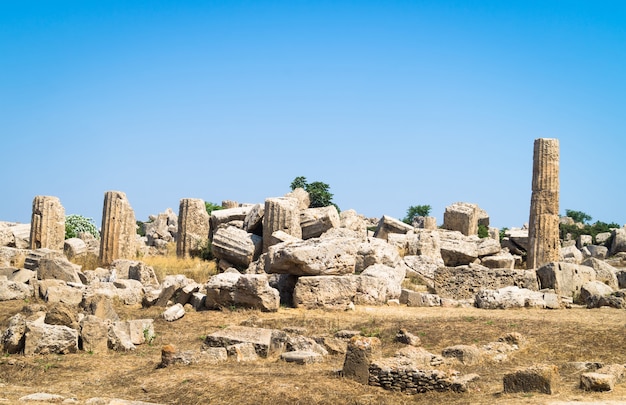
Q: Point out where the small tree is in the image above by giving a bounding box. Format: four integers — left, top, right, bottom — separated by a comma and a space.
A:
565, 209, 592, 224
402, 205, 432, 224
205, 201, 223, 216
289, 176, 338, 211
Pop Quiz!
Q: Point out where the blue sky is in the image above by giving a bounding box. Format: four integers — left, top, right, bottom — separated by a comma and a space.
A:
2, 0, 625, 229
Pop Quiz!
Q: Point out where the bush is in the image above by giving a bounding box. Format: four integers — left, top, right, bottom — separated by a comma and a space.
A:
402, 205, 432, 224
65, 215, 99, 239
559, 220, 620, 245
290, 176, 338, 211
565, 209, 592, 224
478, 224, 489, 238
205, 202, 223, 216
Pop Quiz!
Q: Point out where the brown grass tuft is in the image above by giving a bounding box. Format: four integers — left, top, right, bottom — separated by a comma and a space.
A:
140, 242, 218, 283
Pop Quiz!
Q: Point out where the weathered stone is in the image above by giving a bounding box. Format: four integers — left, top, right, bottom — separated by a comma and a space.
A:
372, 215, 413, 241
243, 203, 264, 235
355, 237, 403, 272
527, 139, 560, 269
263, 197, 302, 252
293, 275, 356, 309
80, 315, 110, 353
576, 234, 593, 249
45, 302, 78, 328
99, 191, 137, 266
581, 245, 608, 260
233, 274, 280, 312
580, 372, 615, 392
112, 319, 155, 345
210, 206, 251, 233
144, 208, 177, 249
63, 238, 87, 261
581, 257, 619, 290
406, 229, 442, 259
339, 209, 368, 238
203, 325, 274, 357
38, 255, 82, 283
610, 228, 626, 256
443, 202, 479, 236
442, 345, 482, 365
24, 322, 79, 355
300, 206, 340, 240
200, 347, 228, 364
268, 273, 298, 307
579, 281, 614, 305
536, 262, 596, 298
439, 231, 479, 266
19, 393, 66, 403
281, 350, 324, 364
212, 226, 263, 268
227, 342, 259, 362
560, 245, 583, 264
162, 303, 185, 321
43, 283, 84, 306
1, 313, 27, 353
360, 263, 405, 300
176, 198, 210, 259
475, 286, 560, 309
154, 274, 196, 307
399, 289, 442, 307
29, 196, 65, 250
267, 237, 359, 276
81, 292, 119, 321
434, 266, 538, 300
394, 329, 421, 346
107, 322, 136, 351
0, 278, 33, 301
204, 270, 241, 309
353, 275, 389, 305
403, 255, 441, 289
343, 336, 381, 384
480, 252, 516, 270
503, 364, 559, 394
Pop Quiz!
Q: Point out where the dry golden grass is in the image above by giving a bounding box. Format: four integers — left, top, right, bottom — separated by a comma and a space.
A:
1, 299, 625, 405
140, 243, 218, 283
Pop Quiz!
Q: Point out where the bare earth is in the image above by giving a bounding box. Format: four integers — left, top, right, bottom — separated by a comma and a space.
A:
1, 300, 625, 405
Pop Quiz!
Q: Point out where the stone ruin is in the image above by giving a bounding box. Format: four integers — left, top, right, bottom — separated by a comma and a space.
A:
0, 137, 625, 401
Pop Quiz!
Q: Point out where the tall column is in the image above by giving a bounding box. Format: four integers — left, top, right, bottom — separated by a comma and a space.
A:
527, 138, 560, 269
176, 198, 210, 259
99, 191, 137, 266
30, 196, 65, 250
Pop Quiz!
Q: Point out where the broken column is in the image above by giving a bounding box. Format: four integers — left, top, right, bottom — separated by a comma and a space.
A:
262, 197, 302, 252
30, 196, 65, 250
527, 138, 560, 270
99, 191, 137, 266
176, 198, 210, 259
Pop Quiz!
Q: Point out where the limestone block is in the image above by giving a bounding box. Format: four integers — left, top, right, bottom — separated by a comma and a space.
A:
439, 231, 479, 266
203, 325, 274, 357
9, 223, 31, 249
580, 372, 615, 392
281, 350, 324, 364
475, 286, 559, 309
300, 206, 340, 240
81, 292, 119, 321
576, 234, 593, 249
227, 342, 259, 362
372, 215, 413, 241
595, 231, 612, 245
266, 237, 359, 276
560, 245, 583, 264
339, 209, 368, 238
162, 303, 185, 322
37, 255, 82, 283
355, 237, 403, 272
64, 238, 87, 260
210, 206, 251, 233
9, 268, 36, 283
477, 238, 501, 257
360, 263, 405, 300
403, 255, 442, 289
284, 187, 310, 210
114, 319, 155, 345
581, 257, 619, 290
204, 271, 241, 309
480, 252, 516, 270
353, 275, 389, 305
442, 345, 482, 365
154, 274, 196, 307
80, 315, 110, 354
263, 197, 302, 252
30, 196, 65, 250
243, 203, 264, 234
292, 275, 356, 310
434, 266, 538, 300
406, 229, 442, 259
212, 226, 263, 268
127, 261, 159, 287
610, 228, 626, 256
99, 191, 137, 266
44, 302, 79, 328
342, 336, 381, 384
394, 329, 421, 346
536, 262, 596, 298
443, 202, 479, 236
581, 245, 608, 260
503, 364, 559, 394
268, 273, 298, 307
232, 274, 280, 312
176, 198, 210, 259
188, 291, 206, 310
44, 284, 84, 306
200, 347, 228, 364
107, 323, 136, 351
24, 322, 79, 355
579, 281, 614, 305
0, 279, 33, 301
1, 313, 27, 353
399, 289, 442, 307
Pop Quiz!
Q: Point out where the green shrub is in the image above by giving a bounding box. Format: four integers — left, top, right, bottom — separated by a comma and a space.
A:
565, 209, 592, 224
402, 205, 432, 224
65, 215, 99, 239
478, 224, 489, 238
290, 176, 338, 211
499, 227, 509, 242
205, 202, 223, 216
559, 220, 620, 245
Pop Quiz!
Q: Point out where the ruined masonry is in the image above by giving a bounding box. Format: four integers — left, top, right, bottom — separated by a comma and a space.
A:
176, 198, 210, 259
262, 197, 302, 252
99, 191, 137, 266
527, 138, 560, 269
30, 195, 65, 250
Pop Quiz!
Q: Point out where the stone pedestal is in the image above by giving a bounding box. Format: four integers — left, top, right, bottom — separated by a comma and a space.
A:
527, 139, 560, 269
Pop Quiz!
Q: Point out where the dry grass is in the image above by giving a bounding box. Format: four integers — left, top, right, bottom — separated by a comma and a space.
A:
140, 243, 218, 283
1, 299, 625, 405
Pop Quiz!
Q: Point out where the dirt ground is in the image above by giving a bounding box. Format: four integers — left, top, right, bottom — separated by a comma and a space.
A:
1, 299, 625, 405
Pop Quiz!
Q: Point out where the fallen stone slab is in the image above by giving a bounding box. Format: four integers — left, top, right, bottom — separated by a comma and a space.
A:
203, 325, 274, 357
580, 372, 615, 392
281, 350, 324, 364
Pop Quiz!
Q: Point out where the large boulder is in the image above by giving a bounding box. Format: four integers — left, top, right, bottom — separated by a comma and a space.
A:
292, 275, 389, 309
0, 278, 33, 301
37, 256, 82, 283
439, 231, 479, 267
211, 226, 263, 269
442, 202, 479, 236
403, 255, 442, 288
536, 262, 596, 298
475, 286, 560, 309
205, 272, 279, 312
24, 322, 79, 355
610, 227, 626, 256
360, 263, 406, 300
581, 257, 619, 290
300, 206, 340, 240
372, 215, 413, 241
434, 266, 538, 300
355, 237, 403, 272
266, 237, 359, 276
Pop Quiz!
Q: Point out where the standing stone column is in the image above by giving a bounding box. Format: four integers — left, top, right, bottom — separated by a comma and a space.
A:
99, 191, 137, 266
176, 198, 210, 259
30, 196, 65, 250
262, 197, 302, 253
527, 138, 560, 269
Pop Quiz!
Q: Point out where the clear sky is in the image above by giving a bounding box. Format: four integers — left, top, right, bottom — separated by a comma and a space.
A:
2, 0, 625, 229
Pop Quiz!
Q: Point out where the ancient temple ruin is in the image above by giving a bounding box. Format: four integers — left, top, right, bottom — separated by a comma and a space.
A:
527, 138, 560, 269
176, 198, 210, 259
29, 195, 65, 250
99, 191, 137, 266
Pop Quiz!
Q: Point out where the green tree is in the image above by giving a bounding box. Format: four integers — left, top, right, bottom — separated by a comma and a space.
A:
402, 205, 432, 224
205, 201, 223, 216
565, 209, 592, 224
289, 176, 338, 210
65, 214, 99, 239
